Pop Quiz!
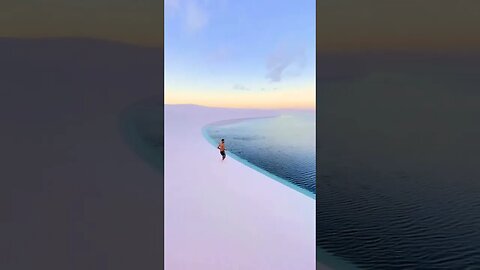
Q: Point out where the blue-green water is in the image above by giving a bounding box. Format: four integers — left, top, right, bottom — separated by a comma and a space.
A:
205, 112, 316, 197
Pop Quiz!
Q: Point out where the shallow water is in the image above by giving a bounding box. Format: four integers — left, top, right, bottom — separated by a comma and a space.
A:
205, 112, 316, 196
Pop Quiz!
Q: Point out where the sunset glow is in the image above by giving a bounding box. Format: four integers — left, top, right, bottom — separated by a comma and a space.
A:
165, 0, 316, 109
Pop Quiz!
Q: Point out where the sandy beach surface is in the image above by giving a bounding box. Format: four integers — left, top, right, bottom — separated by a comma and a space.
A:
165, 104, 316, 269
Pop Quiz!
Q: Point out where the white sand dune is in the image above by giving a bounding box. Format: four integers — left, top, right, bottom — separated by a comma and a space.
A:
165, 105, 316, 270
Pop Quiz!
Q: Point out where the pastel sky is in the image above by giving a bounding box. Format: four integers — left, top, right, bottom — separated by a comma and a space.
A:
1, 0, 479, 52
164, 0, 316, 109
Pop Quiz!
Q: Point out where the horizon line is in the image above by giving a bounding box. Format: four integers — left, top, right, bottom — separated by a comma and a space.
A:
165, 103, 315, 111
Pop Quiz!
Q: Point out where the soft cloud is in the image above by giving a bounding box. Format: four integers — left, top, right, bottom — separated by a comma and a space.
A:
185, 1, 208, 33
233, 83, 250, 91
233, 84, 282, 92
165, 0, 210, 33
266, 47, 306, 82
259, 87, 279, 91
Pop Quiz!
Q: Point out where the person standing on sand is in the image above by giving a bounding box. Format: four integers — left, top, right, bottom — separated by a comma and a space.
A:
217, 139, 226, 160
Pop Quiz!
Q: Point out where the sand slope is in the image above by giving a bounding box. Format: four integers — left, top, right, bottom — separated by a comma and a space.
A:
1, 38, 163, 270
165, 105, 316, 269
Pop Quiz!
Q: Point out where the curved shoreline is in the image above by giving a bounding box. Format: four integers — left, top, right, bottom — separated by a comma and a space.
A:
165, 104, 316, 269
201, 118, 359, 270
118, 103, 356, 269
117, 102, 359, 269
201, 121, 316, 200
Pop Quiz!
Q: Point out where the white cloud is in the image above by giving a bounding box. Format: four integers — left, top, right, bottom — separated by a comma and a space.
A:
266, 46, 307, 82
165, 0, 210, 33
185, 1, 208, 33
233, 83, 250, 91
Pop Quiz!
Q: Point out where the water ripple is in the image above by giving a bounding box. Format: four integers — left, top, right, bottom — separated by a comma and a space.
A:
317, 165, 480, 269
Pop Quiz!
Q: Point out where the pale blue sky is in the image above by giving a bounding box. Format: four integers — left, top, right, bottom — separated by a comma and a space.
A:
165, 0, 316, 108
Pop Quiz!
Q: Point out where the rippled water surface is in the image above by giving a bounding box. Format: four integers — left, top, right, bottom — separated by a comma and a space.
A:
205, 112, 316, 196
317, 53, 480, 269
